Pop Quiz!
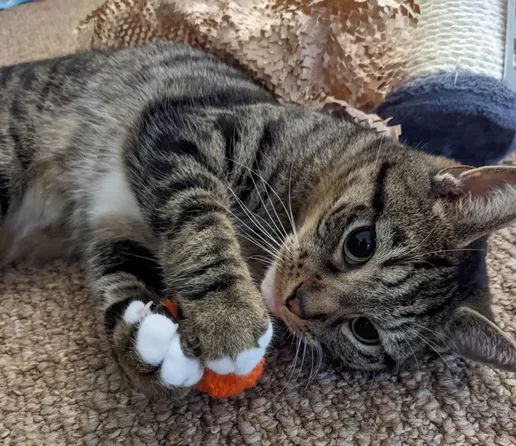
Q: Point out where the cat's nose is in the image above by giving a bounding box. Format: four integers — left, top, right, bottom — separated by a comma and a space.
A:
286, 282, 306, 318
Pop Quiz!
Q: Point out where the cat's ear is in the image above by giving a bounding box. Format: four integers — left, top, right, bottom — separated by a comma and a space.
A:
432, 165, 516, 245
444, 306, 516, 372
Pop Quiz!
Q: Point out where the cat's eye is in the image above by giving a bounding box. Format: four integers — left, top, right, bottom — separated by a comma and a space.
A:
351, 317, 380, 344
343, 227, 375, 264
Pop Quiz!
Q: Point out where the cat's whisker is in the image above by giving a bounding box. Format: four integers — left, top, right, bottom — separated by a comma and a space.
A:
400, 225, 440, 258
315, 342, 324, 378
248, 258, 273, 268
224, 177, 286, 249
248, 254, 274, 263
292, 337, 302, 370
281, 337, 302, 394
256, 175, 292, 244
221, 177, 280, 242
404, 248, 486, 260
268, 189, 291, 242
289, 337, 303, 382
296, 340, 308, 380
223, 191, 284, 252
261, 199, 288, 243
411, 322, 459, 353
287, 160, 299, 241
367, 370, 377, 392
232, 224, 278, 256
223, 157, 286, 237
247, 172, 299, 259
213, 198, 281, 256
236, 232, 277, 258
388, 246, 486, 268
306, 343, 315, 387
235, 219, 280, 256
401, 336, 420, 374
395, 361, 401, 377
407, 328, 457, 377
411, 260, 438, 270
238, 166, 288, 243
373, 135, 384, 172
232, 194, 297, 260
247, 256, 275, 269
121, 252, 163, 263
289, 332, 297, 348
301, 340, 323, 386
224, 157, 296, 241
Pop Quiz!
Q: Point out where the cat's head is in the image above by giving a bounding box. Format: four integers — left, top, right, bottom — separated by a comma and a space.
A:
261, 140, 516, 373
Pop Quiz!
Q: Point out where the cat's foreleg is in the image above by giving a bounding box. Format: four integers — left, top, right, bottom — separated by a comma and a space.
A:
84, 215, 204, 395
131, 165, 273, 380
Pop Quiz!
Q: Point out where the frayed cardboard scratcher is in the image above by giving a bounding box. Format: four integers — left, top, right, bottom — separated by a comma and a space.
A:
76, 0, 419, 139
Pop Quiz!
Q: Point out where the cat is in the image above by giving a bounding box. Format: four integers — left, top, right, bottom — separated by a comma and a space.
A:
1, 41, 515, 396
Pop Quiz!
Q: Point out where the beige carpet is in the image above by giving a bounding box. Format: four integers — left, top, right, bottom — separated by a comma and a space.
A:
1, 1, 516, 445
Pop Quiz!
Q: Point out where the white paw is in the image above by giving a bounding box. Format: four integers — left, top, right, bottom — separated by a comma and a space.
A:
207, 322, 273, 376
123, 300, 147, 324
160, 334, 204, 387
123, 301, 203, 387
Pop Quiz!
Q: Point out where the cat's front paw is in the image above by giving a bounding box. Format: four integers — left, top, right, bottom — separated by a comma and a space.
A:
113, 301, 203, 391
206, 322, 273, 376
179, 288, 274, 379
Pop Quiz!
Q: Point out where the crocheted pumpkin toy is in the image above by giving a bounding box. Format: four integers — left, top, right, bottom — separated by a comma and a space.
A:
162, 299, 264, 398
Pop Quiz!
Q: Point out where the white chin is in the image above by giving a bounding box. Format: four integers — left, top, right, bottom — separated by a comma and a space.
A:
260, 265, 280, 316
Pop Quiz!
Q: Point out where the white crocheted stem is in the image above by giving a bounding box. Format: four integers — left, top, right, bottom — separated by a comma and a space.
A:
407, 0, 506, 80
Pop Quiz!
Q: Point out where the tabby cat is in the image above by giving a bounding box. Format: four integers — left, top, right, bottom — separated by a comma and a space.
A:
1, 42, 515, 395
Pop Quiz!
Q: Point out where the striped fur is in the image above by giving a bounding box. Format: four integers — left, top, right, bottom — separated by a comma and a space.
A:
1, 42, 516, 394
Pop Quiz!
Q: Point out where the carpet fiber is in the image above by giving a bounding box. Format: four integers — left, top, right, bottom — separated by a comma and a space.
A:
0, 1, 515, 445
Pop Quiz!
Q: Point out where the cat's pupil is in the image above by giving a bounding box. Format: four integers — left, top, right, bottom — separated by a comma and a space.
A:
344, 228, 375, 263
351, 317, 379, 344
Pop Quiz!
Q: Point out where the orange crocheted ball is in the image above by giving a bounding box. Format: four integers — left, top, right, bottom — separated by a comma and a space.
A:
195, 358, 264, 398
162, 299, 264, 398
